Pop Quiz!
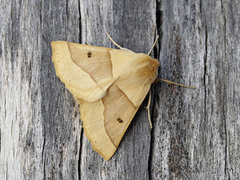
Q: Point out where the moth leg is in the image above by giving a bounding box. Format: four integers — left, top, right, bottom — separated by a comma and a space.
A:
154, 78, 196, 89
106, 32, 133, 52
85, 41, 91, 45
148, 35, 159, 55
106, 32, 123, 49
146, 90, 153, 129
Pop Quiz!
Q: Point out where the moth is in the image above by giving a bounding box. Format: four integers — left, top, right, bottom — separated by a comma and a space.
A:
51, 34, 190, 160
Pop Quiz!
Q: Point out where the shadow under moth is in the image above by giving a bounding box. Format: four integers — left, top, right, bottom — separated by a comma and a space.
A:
51, 34, 192, 160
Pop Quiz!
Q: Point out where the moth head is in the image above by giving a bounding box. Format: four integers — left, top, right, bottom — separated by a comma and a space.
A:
132, 53, 159, 82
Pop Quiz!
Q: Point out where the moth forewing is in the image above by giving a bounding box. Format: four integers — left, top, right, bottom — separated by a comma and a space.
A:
51, 41, 159, 160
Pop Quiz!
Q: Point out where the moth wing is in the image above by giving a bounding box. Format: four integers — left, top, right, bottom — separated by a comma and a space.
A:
52, 41, 159, 160
79, 79, 152, 160
51, 41, 134, 102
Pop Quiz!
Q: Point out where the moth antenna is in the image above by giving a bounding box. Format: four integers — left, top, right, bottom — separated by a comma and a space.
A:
148, 35, 159, 55
85, 41, 91, 45
155, 78, 196, 89
145, 91, 153, 129
106, 32, 123, 49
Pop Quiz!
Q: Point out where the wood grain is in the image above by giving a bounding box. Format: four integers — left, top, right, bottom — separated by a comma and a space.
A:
0, 0, 239, 179
152, 1, 240, 179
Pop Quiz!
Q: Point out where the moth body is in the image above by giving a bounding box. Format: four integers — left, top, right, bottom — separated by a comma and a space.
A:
51, 41, 159, 160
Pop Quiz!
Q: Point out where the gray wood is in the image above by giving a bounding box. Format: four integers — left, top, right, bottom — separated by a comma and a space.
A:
0, 0, 239, 180
0, 1, 81, 180
152, 1, 240, 179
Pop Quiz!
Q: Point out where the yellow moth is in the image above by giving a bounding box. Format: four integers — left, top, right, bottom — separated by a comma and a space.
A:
51, 34, 159, 160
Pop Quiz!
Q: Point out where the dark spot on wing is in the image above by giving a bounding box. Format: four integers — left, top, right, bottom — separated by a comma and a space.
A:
87, 51, 92, 58
117, 118, 123, 123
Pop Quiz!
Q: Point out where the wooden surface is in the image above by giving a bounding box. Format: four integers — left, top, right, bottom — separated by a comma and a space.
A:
0, 0, 239, 179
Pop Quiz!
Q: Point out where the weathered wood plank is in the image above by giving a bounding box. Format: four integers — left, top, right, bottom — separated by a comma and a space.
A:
1, 1, 45, 179
0, 0, 81, 180
40, 1, 81, 180
152, 0, 240, 179
0, 0, 239, 180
